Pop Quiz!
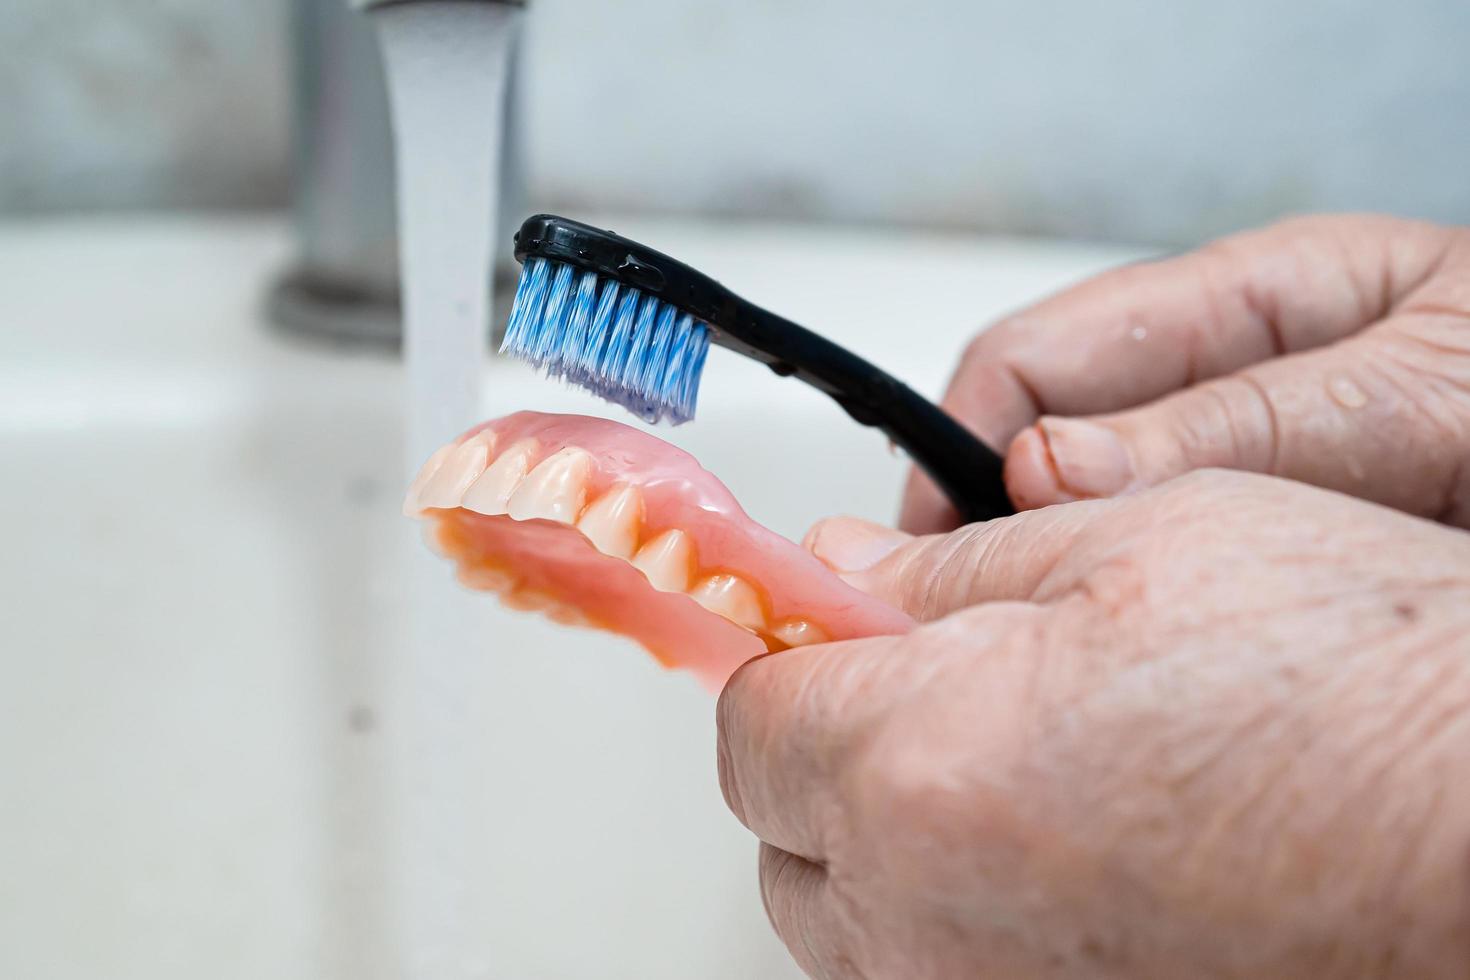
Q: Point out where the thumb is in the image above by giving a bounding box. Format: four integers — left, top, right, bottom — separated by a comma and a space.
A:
1004, 329, 1470, 524
805, 502, 1116, 620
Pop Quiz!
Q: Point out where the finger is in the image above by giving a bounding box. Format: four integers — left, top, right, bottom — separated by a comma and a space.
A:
900, 215, 1454, 532
759, 843, 843, 980
809, 501, 1124, 620
718, 635, 914, 860
801, 517, 910, 574
1004, 319, 1470, 524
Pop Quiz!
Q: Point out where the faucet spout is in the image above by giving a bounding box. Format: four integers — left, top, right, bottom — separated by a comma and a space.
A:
268, 0, 526, 347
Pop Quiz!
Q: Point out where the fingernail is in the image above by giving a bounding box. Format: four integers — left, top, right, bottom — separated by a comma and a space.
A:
804, 517, 909, 574
1037, 418, 1135, 498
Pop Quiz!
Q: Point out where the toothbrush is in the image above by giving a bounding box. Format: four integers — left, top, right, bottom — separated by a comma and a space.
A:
500, 214, 1014, 523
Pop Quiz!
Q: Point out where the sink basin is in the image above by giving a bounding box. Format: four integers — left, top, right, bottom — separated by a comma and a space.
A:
0, 214, 1141, 979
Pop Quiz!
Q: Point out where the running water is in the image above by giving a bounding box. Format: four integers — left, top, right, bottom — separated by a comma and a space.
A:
377, 2, 518, 473
373, 3, 520, 976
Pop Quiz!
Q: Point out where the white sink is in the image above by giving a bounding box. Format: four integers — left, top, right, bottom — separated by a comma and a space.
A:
0, 215, 1141, 979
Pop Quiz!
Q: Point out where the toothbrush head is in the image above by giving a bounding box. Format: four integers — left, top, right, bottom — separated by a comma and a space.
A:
501, 253, 711, 425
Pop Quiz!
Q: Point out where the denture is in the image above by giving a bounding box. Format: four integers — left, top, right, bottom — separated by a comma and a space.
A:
404, 411, 915, 689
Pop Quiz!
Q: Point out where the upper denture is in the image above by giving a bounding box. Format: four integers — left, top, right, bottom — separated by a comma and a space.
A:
405, 411, 915, 689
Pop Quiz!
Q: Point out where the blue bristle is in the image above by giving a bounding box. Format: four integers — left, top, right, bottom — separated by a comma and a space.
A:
503, 256, 550, 354
596, 291, 642, 394
635, 306, 680, 418
558, 270, 601, 372
567, 279, 620, 387
682, 326, 712, 416
530, 262, 576, 365
498, 258, 712, 424
616, 296, 661, 419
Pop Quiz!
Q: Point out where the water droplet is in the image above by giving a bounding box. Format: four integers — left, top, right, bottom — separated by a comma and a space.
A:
1328, 376, 1368, 409
1130, 325, 1148, 341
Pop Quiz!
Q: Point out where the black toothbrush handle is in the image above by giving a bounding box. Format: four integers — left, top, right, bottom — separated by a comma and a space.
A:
716, 304, 1014, 524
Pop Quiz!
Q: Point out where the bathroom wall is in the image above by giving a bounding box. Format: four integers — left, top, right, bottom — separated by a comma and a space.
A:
4, 0, 1469, 244
0, 2, 290, 212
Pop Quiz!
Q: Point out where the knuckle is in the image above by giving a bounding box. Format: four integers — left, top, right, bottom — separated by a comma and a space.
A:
1154, 373, 1284, 478
947, 340, 1007, 398
864, 534, 944, 620
951, 330, 1000, 389
758, 846, 800, 944
758, 845, 831, 976
1231, 374, 1284, 470
901, 526, 988, 619
757, 844, 792, 917
1364, 332, 1470, 440
952, 318, 1037, 399
964, 316, 1024, 361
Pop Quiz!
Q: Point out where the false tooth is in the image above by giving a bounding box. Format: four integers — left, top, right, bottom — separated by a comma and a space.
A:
462, 439, 536, 516
771, 619, 829, 648
404, 443, 455, 515
576, 484, 644, 559
689, 574, 766, 631
631, 529, 694, 592
417, 432, 494, 510
507, 448, 593, 523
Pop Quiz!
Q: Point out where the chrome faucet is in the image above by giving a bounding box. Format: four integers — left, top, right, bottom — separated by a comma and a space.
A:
269, 0, 526, 346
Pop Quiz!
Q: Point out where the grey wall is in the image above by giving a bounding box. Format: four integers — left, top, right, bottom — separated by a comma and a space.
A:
0, 2, 289, 212
4, 0, 1469, 244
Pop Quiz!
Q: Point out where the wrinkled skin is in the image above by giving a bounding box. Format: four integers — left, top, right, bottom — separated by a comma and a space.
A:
722, 474, 1470, 978
902, 214, 1470, 533
717, 215, 1470, 978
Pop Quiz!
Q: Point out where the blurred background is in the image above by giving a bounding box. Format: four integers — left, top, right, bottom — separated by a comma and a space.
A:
4, 2, 1468, 979
6, 0, 1470, 239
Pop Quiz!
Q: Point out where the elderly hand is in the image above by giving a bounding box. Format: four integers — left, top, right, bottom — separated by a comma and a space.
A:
902, 215, 1470, 532
719, 471, 1470, 978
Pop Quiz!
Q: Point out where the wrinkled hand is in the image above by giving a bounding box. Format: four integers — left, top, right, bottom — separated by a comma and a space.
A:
719, 472, 1470, 978
902, 215, 1470, 532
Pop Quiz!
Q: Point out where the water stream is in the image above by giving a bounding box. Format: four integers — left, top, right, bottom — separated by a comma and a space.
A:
373, 3, 521, 975
377, 2, 517, 473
